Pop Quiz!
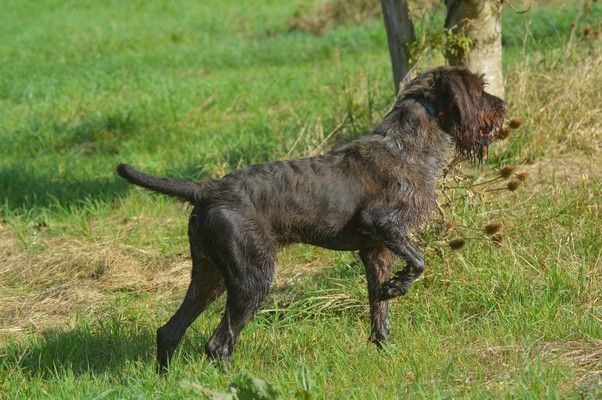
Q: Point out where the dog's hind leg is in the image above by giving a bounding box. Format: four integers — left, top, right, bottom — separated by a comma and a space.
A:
156, 220, 225, 374
359, 245, 395, 346
204, 256, 275, 366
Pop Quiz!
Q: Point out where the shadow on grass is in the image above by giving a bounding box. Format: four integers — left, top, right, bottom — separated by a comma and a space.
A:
0, 164, 129, 213
0, 259, 367, 378
0, 325, 155, 377
0, 108, 146, 214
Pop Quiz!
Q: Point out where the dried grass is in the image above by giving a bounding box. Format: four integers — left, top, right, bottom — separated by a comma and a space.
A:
475, 340, 602, 392
0, 223, 189, 338
494, 45, 602, 192
0, 224, 341, 338
287, 0, 441, 36
288, 0, 383, 36
536, 340, 602, 389
520, 156, 602, 188
506, 43, 601, 159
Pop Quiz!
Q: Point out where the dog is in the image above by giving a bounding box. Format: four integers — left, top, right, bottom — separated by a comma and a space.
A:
117, 66, 506, 373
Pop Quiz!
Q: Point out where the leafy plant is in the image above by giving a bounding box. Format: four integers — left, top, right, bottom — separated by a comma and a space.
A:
183, 372, 279, 400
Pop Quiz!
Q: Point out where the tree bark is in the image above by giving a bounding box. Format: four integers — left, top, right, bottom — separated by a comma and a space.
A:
380, 0, 415, 94
445, 0, 504, 98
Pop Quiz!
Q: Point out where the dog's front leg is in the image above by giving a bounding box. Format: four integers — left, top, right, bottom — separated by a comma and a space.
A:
359, 246, 395, 346
361, 209, 425, 301
379, 235, 425, 301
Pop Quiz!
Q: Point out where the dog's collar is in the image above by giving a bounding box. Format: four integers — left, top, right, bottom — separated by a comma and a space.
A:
406, 94, 438, 116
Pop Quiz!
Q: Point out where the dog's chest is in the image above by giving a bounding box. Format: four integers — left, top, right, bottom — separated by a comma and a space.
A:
385, 171, 437, 225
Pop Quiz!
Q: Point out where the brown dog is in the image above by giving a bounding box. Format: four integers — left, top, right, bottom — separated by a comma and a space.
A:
117, 66, 506, 373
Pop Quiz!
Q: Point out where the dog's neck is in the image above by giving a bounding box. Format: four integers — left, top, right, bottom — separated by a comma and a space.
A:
404, 94, 438, 116
375, 100, 454, 183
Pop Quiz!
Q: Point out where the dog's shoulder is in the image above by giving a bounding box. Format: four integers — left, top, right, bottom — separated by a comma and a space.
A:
331, 134, 400, 160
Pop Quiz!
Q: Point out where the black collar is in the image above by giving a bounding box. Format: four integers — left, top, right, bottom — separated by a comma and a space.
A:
406, 94, 438, 116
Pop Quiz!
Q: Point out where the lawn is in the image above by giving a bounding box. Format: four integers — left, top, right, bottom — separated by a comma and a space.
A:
0, 0, 600, 398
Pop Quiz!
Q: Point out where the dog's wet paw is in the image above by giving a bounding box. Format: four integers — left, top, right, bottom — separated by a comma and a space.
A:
205, 344, 232, 371
379, 281, 408, 301
368, 331, 389, 348
210, 356, 231, 372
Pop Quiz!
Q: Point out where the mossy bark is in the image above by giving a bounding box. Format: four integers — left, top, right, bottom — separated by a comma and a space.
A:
445, 0, 505, 98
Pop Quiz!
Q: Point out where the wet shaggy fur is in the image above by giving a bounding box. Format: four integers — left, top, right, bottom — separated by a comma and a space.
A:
117, 66, 506, 373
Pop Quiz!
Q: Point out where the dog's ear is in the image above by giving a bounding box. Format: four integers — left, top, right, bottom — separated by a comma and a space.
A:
437, 69, 483, 138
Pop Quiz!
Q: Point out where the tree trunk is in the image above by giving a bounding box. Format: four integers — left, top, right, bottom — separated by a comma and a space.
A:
445, 0, 504, 98
380, 0, 415, 94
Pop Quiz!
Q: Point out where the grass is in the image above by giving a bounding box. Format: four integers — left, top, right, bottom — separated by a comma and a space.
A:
1, 0, 601, 398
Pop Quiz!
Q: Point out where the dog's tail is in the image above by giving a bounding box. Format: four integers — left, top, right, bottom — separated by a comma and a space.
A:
117, 163, 201, 203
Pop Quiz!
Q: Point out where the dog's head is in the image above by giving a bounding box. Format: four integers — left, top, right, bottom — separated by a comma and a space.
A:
404, 66, 507, 162
434, 67, 506, 162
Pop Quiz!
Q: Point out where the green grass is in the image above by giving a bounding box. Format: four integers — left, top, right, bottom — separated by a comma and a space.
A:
1, 0, 601, 398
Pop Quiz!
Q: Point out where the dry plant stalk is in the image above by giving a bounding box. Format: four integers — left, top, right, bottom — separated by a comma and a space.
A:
435, 118, 528, 250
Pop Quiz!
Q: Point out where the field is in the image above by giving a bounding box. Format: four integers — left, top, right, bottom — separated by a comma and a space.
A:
1, 0, 601, 398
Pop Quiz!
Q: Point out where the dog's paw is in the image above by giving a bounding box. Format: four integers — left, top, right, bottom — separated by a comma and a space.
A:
368, 331, 389, 348
379, 281, 408, 301
156, 361, 169, 375
205, 343, 232, 371
207, 354, 231, 372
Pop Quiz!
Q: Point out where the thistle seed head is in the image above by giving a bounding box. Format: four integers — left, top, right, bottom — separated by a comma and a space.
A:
516, 172, 529, 182
484, 222, 502, 235
500, 166, 516, 179
449, 238, 466, 250
509, 119, 522, 129
507, 180, 522, 191
584, 26, 593, 37
497, 128, 512, 141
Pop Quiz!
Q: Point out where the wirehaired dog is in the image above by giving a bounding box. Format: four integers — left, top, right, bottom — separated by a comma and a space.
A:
117, 66, 506, 373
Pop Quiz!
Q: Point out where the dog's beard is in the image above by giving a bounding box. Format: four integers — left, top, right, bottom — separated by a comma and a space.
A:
475, 126, 496, 164
454, 125, 496, 165
473, 103, 506, 163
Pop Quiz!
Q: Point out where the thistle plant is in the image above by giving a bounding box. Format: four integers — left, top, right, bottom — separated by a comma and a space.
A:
439, 118, 527, 251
